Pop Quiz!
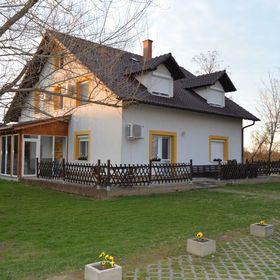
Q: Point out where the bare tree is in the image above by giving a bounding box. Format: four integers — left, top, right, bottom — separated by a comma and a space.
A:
192, 50, 226, 74
255, 72, 280, 161
0, 0, 153, 121
248, 130, 268, 161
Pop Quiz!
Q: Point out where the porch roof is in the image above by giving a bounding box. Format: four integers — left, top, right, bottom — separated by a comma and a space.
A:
0, 117, 70, 136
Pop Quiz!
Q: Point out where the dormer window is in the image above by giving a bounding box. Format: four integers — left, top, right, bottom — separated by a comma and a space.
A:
207, 90, 225, 107
151, 73, 173, 97
195, 82, 225, 108
135, 64, 174, 98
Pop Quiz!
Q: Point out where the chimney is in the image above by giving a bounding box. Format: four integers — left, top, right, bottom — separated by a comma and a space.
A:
143, 39, 153, 60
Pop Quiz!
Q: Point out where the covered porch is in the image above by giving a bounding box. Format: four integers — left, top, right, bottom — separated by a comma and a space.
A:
0, 118, 69, 178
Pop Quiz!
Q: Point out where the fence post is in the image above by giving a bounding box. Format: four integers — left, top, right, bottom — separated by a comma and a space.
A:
189, 159, 193, 184
149, 159, 152, 185
97, 159, 101, 189
106, 160, 111, 191
62, 158, 65, 182
36, 157, 39, 178
217, 160, 221, 181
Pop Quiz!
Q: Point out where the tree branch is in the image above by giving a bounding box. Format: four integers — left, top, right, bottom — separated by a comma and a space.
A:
0, 0, 39, 38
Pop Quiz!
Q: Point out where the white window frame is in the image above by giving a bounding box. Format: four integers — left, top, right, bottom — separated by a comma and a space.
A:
78, 135, 88, 158
0, 135, 19, 177
22, 136, 40, 177
152, 135, 171, 163
150, 72, 173, 97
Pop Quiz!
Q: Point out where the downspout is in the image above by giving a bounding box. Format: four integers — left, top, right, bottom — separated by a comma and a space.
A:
242, 120, 256, 163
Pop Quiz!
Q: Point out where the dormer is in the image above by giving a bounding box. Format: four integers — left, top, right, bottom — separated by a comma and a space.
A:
136, 64, 174, 97
195, 81, 225, 107
182, 70, 236, 108
130, 40, 184, 98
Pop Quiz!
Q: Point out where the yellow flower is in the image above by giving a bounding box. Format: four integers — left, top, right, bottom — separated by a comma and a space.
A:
99, 251, 106, 258
111, 261, 115, 267
105, 254, 110, 260
196, 231, 204, 239
109, 256, 114, 261
259, 220, 266, 225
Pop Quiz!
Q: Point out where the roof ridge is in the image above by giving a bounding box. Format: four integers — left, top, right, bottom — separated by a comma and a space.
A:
185, 70, 226, 81
47, 29, 144, 59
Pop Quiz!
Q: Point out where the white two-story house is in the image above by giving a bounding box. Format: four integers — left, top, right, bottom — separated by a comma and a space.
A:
0, 30, 259, 178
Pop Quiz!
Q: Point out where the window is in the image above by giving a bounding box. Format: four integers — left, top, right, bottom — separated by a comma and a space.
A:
152, 135, 171, 162
34, 92, 40, 114
53, 52, 64, 70
53, 86, 63, 110
68, 82, 76, 97
75, 131, 90, 160
13, 135, 18, 176
1, 135, 19, 176
59, 53, 64, 68
149, 131, 176, 163
209, 136, 229, 162
207, 91, 225, 107
1, 136, 6, 174
77, 80, 89, 106
151, 73, 173, 97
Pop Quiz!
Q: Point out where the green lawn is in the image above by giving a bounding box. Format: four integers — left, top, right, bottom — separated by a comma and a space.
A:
0, 180, 280, 279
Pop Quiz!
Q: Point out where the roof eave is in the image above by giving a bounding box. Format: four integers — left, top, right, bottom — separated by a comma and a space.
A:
135, 99, 259, 121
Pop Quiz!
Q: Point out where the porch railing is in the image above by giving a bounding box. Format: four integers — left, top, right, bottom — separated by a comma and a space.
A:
37, 159, 192, 187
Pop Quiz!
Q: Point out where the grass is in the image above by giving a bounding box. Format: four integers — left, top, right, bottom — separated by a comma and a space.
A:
0, 180, 280, 279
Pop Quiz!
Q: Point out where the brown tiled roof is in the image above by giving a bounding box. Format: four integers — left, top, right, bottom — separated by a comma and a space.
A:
124, 53, 185, 80
181, 71, 236, 92
4, 30, 259, 122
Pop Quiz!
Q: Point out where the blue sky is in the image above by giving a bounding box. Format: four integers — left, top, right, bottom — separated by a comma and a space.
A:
132, 0, 280, 147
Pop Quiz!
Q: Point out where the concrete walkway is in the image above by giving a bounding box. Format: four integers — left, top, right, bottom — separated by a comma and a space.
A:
124, 230, 280, 280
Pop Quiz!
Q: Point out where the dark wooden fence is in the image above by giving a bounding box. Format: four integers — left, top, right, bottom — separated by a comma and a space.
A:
192, 160, 280, 180
37, 159, 192, 187
37, 159, 280, 187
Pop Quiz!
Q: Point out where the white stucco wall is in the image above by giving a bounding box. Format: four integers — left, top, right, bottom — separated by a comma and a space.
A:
68, 103, 123, 163
121, 104, 242, 165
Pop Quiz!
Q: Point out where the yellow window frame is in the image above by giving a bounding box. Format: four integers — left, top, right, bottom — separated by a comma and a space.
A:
74, 130, 91, 161
53, 86, 62, 111
149, 130, 177, 163
76, 77, 93, 107
34, 91, 40, 114
209, 135, 229, 162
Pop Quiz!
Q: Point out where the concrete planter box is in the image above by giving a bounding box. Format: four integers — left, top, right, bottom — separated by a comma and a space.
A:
250, 223, 274, 237
187, 238, 216, 257
85, 262, 122, 280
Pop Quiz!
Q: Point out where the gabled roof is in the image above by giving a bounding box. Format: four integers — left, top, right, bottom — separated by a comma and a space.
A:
181, 70, 236, 92
4, 30, 259, 122
125, 53, 185, 80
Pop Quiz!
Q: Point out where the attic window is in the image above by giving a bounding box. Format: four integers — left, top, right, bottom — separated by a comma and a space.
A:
207, 91, 225, 107
53, 53, 64, 69
150, 73, 173, 97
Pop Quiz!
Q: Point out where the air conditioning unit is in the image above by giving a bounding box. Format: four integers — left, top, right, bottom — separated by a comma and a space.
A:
126, 123, 143, 140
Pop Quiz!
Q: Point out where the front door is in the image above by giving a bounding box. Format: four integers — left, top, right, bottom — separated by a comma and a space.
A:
23, 137, 39, 176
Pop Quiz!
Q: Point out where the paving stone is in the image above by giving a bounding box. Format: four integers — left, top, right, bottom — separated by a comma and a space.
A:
124, 229, 280, 280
